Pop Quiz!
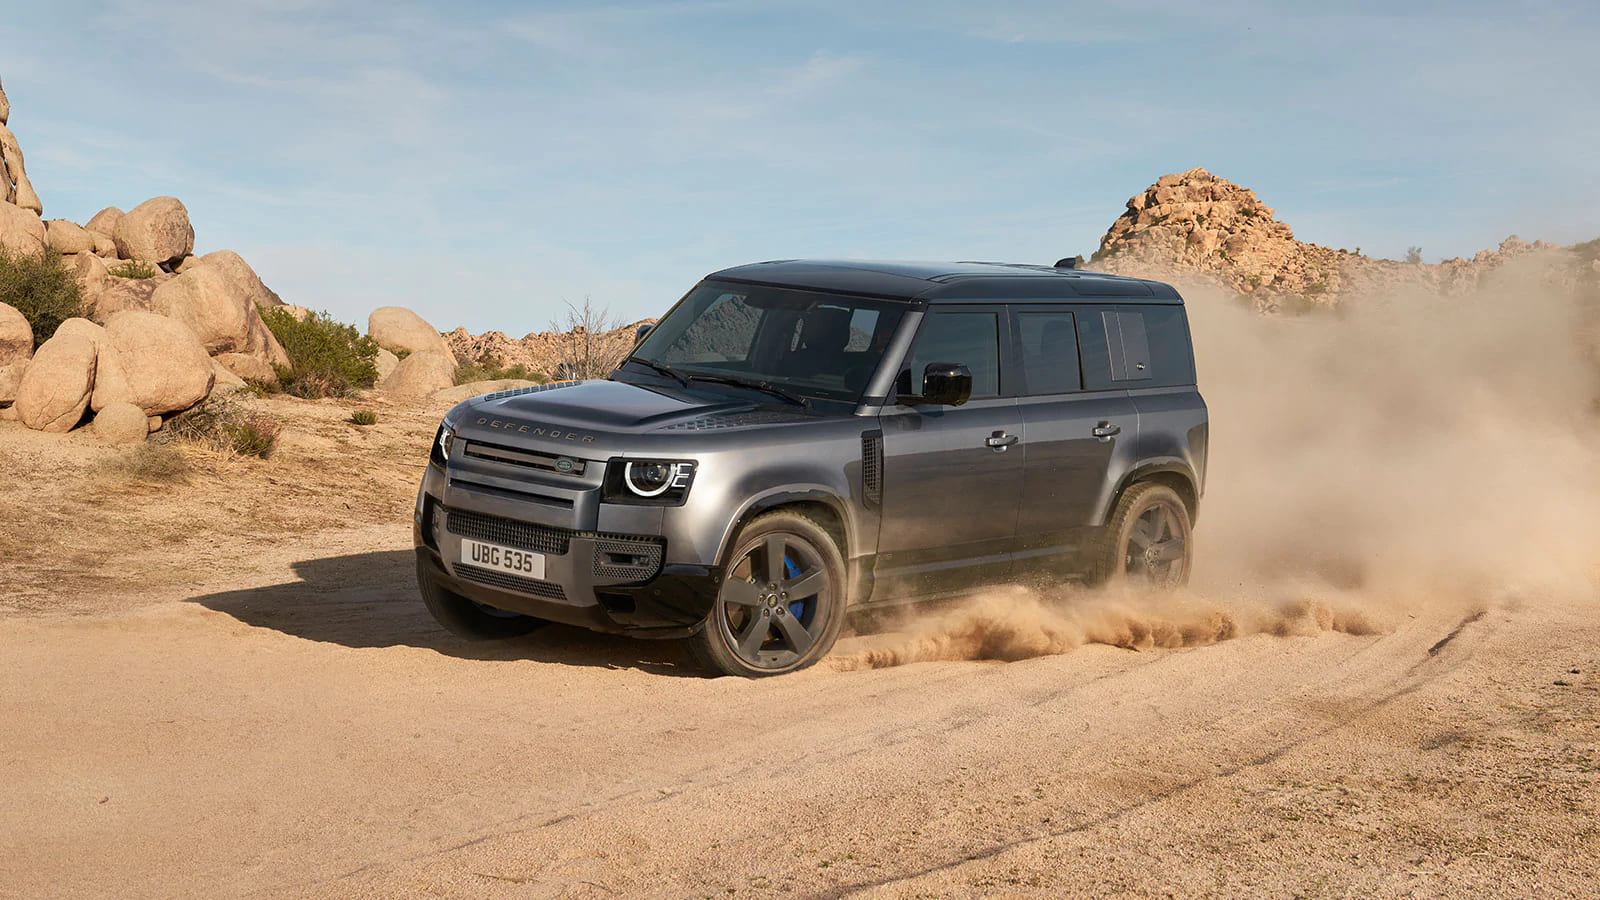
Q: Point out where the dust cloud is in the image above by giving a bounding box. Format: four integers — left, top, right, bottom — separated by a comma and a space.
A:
836, 252, 1600, 670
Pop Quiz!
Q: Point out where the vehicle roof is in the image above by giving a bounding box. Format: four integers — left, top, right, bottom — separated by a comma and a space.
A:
705, 259, 1182, 303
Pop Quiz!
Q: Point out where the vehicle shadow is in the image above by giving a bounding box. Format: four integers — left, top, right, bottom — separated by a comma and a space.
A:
187, 550, 701, 676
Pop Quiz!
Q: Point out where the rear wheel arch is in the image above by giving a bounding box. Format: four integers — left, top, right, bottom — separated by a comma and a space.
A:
1108, 463, 1200, 526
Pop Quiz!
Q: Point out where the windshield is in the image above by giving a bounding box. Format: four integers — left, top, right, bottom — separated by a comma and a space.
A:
626, 281, 908, 403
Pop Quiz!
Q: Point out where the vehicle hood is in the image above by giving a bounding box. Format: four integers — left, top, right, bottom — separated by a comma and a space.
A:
448, 378, 813, 447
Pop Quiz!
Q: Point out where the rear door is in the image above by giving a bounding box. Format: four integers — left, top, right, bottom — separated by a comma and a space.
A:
1011, 305, 1142, 571
873, 305, 1022, 599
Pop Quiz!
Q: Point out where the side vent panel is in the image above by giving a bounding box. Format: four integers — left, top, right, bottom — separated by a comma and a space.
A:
861, 431, 883, 508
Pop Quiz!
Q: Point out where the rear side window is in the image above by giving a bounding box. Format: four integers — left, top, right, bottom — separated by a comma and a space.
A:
1078, 306, 1195, 390
1015, 311, 1082, 395
901, 310, 1001, 399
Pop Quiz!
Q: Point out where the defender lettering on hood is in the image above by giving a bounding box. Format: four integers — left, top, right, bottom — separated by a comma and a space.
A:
475, 417, 600, 443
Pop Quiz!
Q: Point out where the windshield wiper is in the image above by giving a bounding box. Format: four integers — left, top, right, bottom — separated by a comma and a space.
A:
618, 355, 689, 387
684, 373, 811, 408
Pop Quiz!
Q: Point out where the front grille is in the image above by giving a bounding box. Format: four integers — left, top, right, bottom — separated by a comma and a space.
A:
455, 564, 568, 601
861, 431, 883, 506
592, 537, 665, 582
446, 508, 571, 555
462, 441, 587, 476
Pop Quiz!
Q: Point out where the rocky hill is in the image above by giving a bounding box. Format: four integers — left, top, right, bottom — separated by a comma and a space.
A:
1090, 167, 1570, 310
446, 319, 651, 379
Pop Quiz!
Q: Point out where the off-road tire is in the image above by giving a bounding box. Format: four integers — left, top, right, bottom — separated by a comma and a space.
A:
418, 566, 547, 640
1087, 481, 1194, 586
687, 510, 848, 677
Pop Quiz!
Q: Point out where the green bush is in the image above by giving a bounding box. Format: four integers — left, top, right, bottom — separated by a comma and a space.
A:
0, 246, 87, 347
349, 409, 379, 426
453, 352, 548, 385
109, 260, 159, 280
259, 308, 379, 399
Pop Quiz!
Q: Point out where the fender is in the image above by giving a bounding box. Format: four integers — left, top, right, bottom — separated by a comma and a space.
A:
1102, 458, 1202, 526
715, 487, 860, 568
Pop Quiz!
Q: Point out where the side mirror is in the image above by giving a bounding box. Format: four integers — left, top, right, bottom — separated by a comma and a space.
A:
634, 322, 654, 344
920, 362, 972, 407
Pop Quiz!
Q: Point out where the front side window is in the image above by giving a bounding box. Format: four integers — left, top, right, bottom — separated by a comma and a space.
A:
899, 310, 1001, 399
628, 281, 907, 403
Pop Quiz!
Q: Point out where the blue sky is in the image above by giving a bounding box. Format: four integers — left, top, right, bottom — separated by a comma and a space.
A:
6, 1, 1597, 333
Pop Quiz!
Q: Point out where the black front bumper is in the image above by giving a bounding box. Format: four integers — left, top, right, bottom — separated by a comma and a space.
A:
414, 517, 721, 638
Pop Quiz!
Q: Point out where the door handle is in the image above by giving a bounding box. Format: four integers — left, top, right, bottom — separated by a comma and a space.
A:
1092, 422, 1121, 441
985, 430, 1019, 450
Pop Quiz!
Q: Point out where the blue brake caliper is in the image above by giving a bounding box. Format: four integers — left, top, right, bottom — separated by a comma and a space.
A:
784, 556, 805, 620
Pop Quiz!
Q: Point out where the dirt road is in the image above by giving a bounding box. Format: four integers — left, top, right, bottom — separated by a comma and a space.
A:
3, 518, 1596, 898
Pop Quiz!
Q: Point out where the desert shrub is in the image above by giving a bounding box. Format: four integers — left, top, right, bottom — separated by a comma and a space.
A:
260, 308, 379, 399
168, 399, 283, 459
110, 444, 190, 482
109, 260, 159, 280
349, 409, 379, 426
1405, 246, 1424, 264
453, 352, 548, 385
0, 246, 87, 347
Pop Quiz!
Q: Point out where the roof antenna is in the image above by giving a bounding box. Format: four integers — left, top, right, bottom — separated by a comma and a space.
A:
1053, 257, 1078, 269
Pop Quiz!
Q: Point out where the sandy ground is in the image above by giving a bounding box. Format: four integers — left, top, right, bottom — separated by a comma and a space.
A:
2, 397, 1598, 898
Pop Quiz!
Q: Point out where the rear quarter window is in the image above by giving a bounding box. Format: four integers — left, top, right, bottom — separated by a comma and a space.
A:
1078, 305, 1195, 390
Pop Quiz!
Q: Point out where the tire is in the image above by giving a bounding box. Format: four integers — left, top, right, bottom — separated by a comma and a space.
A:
687, 510, 848, 677
418, 567, 547, 640
1088, 481, 1194, 586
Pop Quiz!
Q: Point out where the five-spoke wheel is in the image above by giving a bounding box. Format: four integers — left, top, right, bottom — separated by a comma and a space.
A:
688, 510, 846, 676
1092, 481, 1194, 586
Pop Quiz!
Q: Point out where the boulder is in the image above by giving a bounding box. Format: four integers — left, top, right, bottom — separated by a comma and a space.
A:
369, 307, 456, 365
68, 253, 111, 308
0, 300, 32, 365
92, 272, 173, 322
53, 317, 105, 348
0, 358, 26, 405
202, 250, 283, 308
432, 379, 540, 404
147, 415, 162, 433
0, 75, 8, 125
90, 311, 214, 416
379, 351, 455, 399
0, 123, 42, 213
92, 232, 116, 258
15, 333, 97, 432
209, 358, 246, 395
215, 352, 278, 384
112, 197, 194, 264
92, 401, 149, 445
173, 254, 203, 274
0, 201, 46, 255
149, 265, 288, 368
84, 206, 123, 237
45, 219, 95, 254
374, 347, 399, 380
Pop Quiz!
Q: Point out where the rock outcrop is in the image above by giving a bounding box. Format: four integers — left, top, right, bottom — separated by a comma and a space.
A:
445, 320, 650, 379
202, 250, 283, 308
1092, 167, 1563, 310
112, 196, 195, 265
45, 219, 95, 254
14, 332, 97, 432
369, 307, 455, 364
90, 311, 215, 416
0, 75, 42, 214
150, 264, 289, 367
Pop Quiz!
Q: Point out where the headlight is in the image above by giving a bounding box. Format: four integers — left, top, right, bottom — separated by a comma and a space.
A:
430, 421, 456, 468
604, 459, 696, 504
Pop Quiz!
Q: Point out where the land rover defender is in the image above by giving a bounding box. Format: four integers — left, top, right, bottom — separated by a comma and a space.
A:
414, 260, 1208, 676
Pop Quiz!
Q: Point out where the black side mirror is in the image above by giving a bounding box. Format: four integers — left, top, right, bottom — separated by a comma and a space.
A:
634, 322, 654, 344
920, 362, 972, 406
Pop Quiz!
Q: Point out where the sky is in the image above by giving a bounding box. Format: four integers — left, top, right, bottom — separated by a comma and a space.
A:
5, 0, 1598, 334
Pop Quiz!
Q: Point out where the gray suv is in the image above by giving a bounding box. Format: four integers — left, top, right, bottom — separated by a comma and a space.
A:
414, 260, 1208, 676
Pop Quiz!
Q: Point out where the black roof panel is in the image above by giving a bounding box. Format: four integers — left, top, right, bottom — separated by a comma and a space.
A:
706, 259, 1181, 302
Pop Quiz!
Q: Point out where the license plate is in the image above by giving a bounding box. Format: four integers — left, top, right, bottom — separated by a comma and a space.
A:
460, 539, 545, 579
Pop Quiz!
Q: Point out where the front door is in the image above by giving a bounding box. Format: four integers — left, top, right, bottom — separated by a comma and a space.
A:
873, 307, 1022, 600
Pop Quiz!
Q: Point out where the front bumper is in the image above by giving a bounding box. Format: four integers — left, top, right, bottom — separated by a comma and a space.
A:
414, 496, 721, 637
